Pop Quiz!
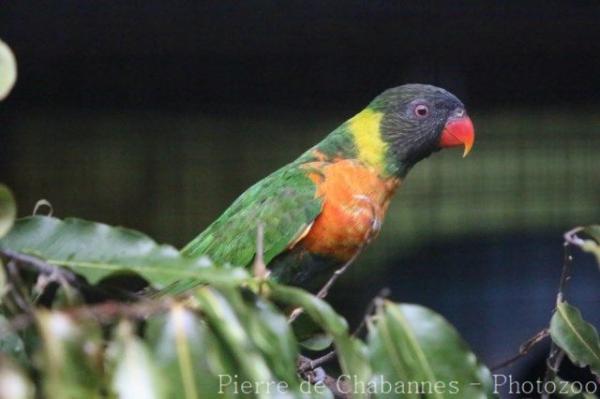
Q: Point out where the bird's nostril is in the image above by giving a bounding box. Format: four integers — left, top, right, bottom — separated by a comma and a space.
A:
453, 108, 466, 118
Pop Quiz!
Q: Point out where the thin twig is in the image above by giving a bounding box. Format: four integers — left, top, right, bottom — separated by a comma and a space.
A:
32, 199, 53, 217
316, 251, 360, 300
491, 328, 550, 371
289, 205, 377, 323
542, 240, 574, 397
0, 249, 147, 303
298, 352, 337, 373
352, 287, 390, 338
0, 249, 79, 285
321, 375, 349, 399
8, 298, 173, 331
494, 234, 577, 384
296, 355, 348, 398
542, 350, 565, 399
289, 250, 362, 324
555, 242, 573, 307
4, 260, 34, 315
252, 223, 268, 279
563, 226, 585, 248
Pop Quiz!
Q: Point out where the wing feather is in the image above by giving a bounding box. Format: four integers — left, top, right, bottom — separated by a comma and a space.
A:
181, 166, 323, 267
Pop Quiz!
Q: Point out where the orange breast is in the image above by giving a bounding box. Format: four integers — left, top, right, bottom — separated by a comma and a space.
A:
299, 160, 400, 261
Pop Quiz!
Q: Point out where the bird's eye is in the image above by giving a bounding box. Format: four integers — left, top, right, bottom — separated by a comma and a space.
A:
414, 104, 429, 118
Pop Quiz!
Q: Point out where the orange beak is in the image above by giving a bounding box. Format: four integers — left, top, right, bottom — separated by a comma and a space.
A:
438, 116, 475, 157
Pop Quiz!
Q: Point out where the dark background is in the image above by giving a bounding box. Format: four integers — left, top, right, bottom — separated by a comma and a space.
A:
1, 2, 599, 397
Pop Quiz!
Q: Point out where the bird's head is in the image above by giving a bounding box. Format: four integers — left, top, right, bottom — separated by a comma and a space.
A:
360, 84, 475, 176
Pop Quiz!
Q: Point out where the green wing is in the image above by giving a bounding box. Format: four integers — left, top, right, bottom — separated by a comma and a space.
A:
181, 166, 323, 267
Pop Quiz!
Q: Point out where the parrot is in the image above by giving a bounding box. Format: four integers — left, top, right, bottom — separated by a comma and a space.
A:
181, 84, 475, 291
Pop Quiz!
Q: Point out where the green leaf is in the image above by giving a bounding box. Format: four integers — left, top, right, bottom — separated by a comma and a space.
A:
583, 226, 600, 243
193, 286, 333, 398
367, 302, 496, 399
223, 286, 301, 386
581, 225, 600, 267
0, 216, 249, 290
194, 287, 277, 399
0, 40, 17, 101
554, 377, 598, 399
145, 304, 228, 399
269, 283, 371, 399
0, 356, 34, 399
0, 315, 27, 365
0, 185, 16, 239
147, 290, 316, 398
108, 320, 166, 399
36, 310, 105, 398
550, 301, 600, 376
299, 333, 333, 351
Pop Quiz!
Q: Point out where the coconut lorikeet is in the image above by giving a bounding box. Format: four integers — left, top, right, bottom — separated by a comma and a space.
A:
182, 84, 475, 291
